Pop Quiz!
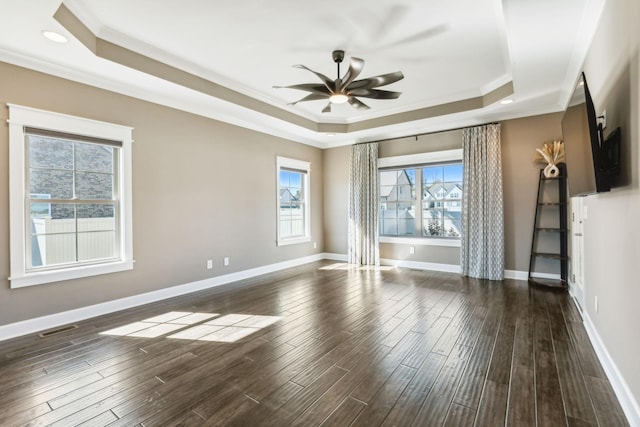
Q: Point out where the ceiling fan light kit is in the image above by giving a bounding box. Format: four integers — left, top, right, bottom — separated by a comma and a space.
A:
274, 50, 404, 113
329, 94, 349, 104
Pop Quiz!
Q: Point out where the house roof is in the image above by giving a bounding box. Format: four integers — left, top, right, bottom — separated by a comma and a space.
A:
380, 169, 413, 198
424, 182, 462, 198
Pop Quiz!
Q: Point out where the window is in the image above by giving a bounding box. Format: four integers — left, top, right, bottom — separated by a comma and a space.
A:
378, 150, 463, 243
422, 164, 463, 237
380, 168, 416, 236
276, 157, 311, 246
8, 104, 133, 287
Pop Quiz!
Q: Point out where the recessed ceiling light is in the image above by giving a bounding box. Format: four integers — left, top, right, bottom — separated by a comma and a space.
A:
42, 30, 68, 43
500, 99, 514, 105
326, 133, 336, 137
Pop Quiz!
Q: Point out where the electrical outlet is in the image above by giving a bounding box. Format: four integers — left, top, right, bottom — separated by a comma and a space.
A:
206, 259, 213, 270
224, 257, 229, 267
409, 246, 415, 254
313, 241, 317, 249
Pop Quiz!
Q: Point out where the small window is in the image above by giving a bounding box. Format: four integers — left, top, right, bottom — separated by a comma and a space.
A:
8, 104, 133, 287
276, 157, 311, 246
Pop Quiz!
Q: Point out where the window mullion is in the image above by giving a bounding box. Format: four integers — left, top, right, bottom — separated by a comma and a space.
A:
72, 142, 79, 262
416, 168, 423, 237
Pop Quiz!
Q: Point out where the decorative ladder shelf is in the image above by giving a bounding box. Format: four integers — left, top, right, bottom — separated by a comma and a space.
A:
528, 164, 568, 289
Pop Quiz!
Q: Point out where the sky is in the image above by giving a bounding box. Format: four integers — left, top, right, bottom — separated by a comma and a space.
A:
280, 170, 302, 190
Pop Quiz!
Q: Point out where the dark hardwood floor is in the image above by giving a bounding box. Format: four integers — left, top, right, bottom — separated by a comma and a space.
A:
0, 261, 629, 426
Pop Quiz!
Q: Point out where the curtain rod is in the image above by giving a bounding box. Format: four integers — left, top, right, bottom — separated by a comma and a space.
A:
354, 122, 500, 145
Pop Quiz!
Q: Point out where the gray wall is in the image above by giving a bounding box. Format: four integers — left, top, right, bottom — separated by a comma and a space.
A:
501, 114, 563, 272
579, 0, 640, 408
323, 114, 563, 273
322, 145, 350, 255
0, 61, 323, 326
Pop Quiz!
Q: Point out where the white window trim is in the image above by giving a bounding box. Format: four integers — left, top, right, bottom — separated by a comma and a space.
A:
378, 149, 463, 247
7, 104, 134, 288
378, 149, 463, 168
276, 156, 311, 246
379, 236, 461, 247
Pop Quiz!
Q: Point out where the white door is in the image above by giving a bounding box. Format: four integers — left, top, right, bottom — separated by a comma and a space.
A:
570, 197, 586, 309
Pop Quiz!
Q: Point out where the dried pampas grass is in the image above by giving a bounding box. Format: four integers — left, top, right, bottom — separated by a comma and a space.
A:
535, 140, 565, 178
535, 140, 565, 165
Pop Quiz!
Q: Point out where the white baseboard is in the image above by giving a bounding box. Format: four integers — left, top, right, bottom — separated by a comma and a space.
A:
328, 254, 537, 280
322, 253, 348, 262
568, 281, 586, 312
0, 253, 325, 342
582, 311, 640, 426
504, 270, 528, 280
380, 258, 461, 273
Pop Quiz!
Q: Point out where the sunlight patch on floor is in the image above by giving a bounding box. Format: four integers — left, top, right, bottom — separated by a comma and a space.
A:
319, 263, 394, 271
100, 311, 282, 342
101, 311, 220, 338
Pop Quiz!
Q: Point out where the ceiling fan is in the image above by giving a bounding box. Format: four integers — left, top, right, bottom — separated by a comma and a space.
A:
274, 50, 404, 113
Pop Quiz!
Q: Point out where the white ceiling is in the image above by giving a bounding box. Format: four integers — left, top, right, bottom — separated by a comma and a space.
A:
0, 0, 605, 148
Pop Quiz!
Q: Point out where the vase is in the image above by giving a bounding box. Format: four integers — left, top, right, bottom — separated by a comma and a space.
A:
544, 163, 560, 178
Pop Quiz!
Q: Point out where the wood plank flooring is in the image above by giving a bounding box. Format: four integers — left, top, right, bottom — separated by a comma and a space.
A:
0, 261, 629, 426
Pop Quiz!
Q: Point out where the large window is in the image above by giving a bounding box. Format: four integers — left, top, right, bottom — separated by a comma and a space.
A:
379, 150, 463, 241
8, 104, 133, 287
276, 157, 311, 246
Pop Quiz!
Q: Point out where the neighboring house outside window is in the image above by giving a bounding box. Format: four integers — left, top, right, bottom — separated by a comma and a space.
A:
8, 104, 133, 288
276, 156, 311, 246
380, 168, 417, 236
421, 165, 463, 237
378, 150, 463, 245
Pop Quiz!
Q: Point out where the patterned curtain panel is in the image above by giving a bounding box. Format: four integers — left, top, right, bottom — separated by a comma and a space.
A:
348, 143, 380, 265
461, 124, 505, 280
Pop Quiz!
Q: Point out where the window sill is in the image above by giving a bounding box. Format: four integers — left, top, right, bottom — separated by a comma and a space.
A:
9, 259, 135, 288
277, 236, 312, 247
380, 236, 461, 247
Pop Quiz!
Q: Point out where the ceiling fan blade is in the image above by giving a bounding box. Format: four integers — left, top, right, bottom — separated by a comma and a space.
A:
348, 97, 370, 111
373, 5, 409, 42
321, 102, 332, 113
338, 57, 365, 92
347, 71, 404, 90
292, 64, 334, 91
348, 89, 402, 100
274, 83, 330, 96
289, 93, 330, 105
377, 25, 449, 50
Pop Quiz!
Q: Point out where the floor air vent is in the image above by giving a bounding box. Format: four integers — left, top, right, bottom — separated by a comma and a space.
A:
39, 324, 78, 338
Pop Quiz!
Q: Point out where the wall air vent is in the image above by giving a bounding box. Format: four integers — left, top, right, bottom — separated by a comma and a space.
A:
38, 324, 78, 338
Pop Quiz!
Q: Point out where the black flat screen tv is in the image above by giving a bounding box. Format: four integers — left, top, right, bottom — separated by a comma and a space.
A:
561, 72, 620, 196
